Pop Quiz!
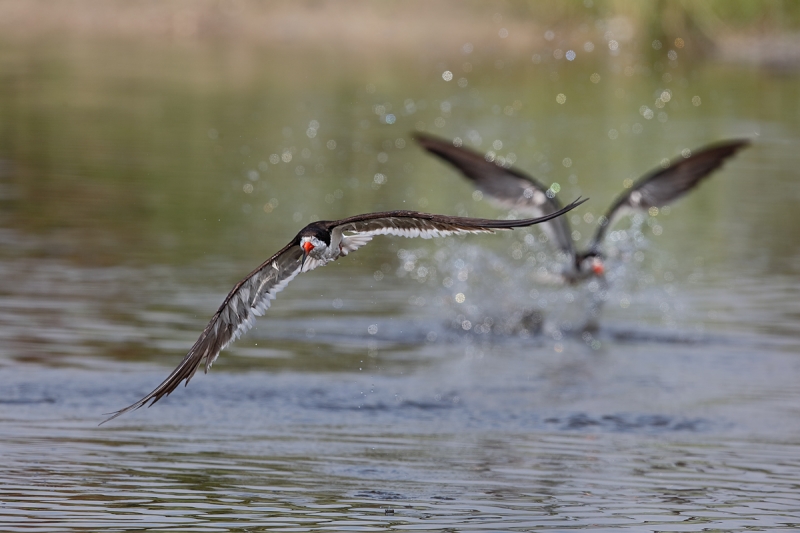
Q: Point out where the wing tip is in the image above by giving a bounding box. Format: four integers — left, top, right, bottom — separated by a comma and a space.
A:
560, 196, 588, 213
99, 403, 140, 426
511, 196, 587, 228
727, 138, 752, 148
569, 196, 589, 208
702, 138, 752, 158
413, 132, 468, 152
412, 131, 443, 145
99, 388, 171, 425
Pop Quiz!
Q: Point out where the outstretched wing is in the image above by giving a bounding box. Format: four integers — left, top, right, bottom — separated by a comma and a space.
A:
104, 199, 586, 423
102, 241, 306, 423
415, 133, 575, 256
590, 139, 750, 248
328, 199, 587, 253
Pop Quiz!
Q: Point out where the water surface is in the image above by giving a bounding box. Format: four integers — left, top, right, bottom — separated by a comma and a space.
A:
2, 6, 800, 531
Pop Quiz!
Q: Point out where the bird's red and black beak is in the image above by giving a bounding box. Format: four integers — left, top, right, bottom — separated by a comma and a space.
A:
301, 240, 314, 271
591, 258, 605, 276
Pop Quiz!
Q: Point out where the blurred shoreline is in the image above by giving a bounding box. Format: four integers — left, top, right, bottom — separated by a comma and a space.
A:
1, 0, 800, 68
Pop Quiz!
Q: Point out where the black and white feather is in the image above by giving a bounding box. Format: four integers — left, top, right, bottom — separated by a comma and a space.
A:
103, 202, 586, 423
415, 135, 576, 256
416, 133, 749, 278
588, 139, 750, 248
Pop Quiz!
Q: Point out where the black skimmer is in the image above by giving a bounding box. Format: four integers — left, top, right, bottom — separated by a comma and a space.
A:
103, 203, 586, 423
415, 134, 750, 283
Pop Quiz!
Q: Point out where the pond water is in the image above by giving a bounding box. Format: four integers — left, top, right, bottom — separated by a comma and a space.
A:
2, 5, 800, 531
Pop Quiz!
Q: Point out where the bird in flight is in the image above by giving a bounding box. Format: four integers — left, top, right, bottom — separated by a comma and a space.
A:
415, 134, 749, 283
103, 203, 586, 423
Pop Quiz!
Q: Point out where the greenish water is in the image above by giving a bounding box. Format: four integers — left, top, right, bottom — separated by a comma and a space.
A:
1, 17, 800, 532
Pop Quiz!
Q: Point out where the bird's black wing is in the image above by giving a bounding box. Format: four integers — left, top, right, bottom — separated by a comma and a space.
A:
327, 198, 587, 254
590, 139, 750, 248
415, 133, 575, 256
103, 240, 307, 423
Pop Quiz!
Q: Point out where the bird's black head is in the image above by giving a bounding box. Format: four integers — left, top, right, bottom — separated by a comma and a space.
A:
576, 249, 605, 277
297, 222, 332, 271
297, 222, 332, 246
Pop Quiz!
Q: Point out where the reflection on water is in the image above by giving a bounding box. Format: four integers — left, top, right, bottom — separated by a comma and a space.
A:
2, 3, 800, 531
3, 356, 800, 531
3, 236, 800, 530
4, 420, 800, 532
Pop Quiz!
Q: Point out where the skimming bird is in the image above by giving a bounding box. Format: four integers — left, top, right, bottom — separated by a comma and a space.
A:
104, 203, 586, 423
416, 134, 750, 283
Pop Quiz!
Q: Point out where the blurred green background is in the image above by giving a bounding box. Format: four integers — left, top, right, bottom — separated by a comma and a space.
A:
0, 0, 798, 272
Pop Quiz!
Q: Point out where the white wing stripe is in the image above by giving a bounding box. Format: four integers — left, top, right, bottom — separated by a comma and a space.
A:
354, 226, 492, 239
210, 264, 302, 369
